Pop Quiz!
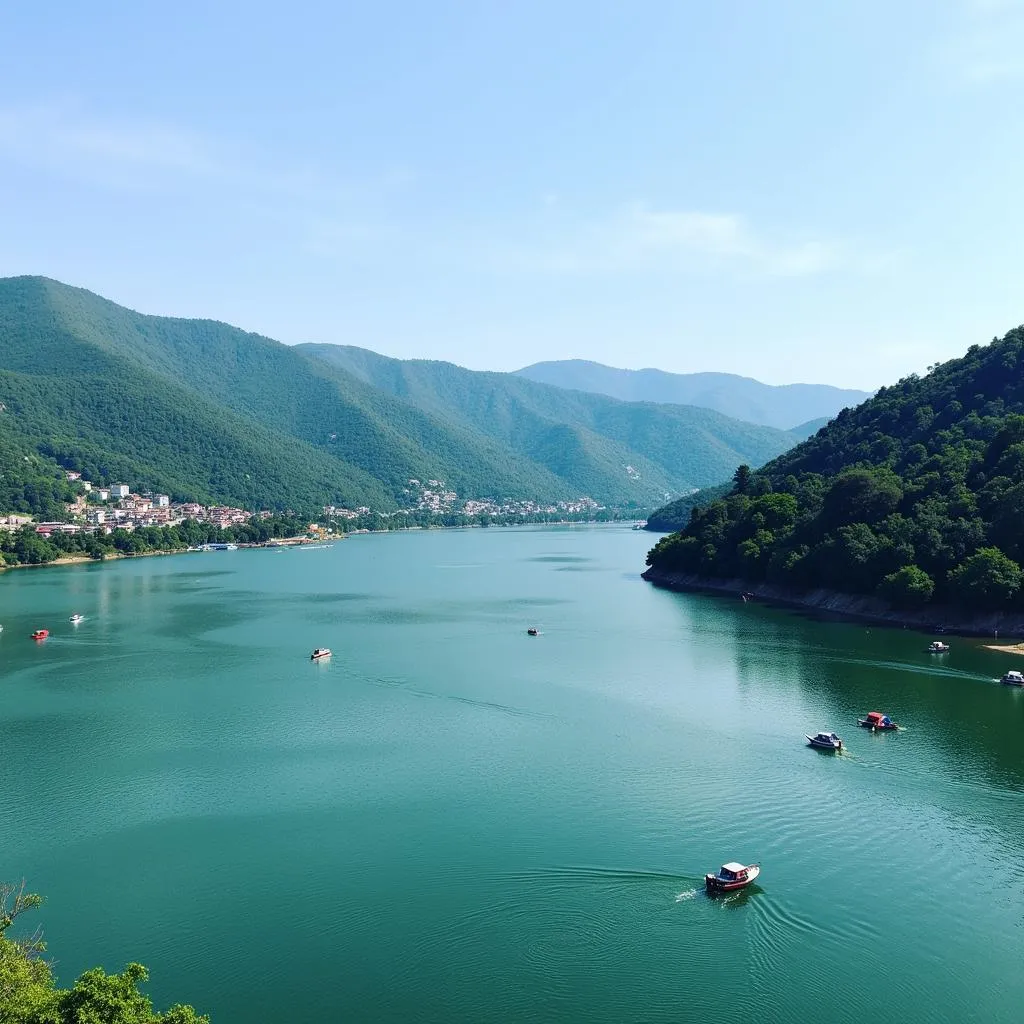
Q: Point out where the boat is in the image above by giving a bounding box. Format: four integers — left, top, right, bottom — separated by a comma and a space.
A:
927, 641, 950, 653
1000, 670, 1024, 686
705, 862, 760, 893
858, 711, 899, 731
69, 614, 84, 624
527, 627, 539, 636
30, 629, 49, 641
310, 647, 332, 661
806, 731, 843, 751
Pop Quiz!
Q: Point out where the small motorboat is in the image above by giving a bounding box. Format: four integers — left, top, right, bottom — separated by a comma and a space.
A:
1000, 670, 1024, 687
30, 629, 49, 641
310, 647, 332, 661
858, 711, 899, 731
69, 614, 84, 624
527, 627, 539, 636
807, 731, 843, 751
927, 641, 950, 653
705, 862, 760, 893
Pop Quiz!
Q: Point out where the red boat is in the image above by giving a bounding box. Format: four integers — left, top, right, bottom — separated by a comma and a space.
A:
858, 711, 899, 731
30, 629, 49, 640
705, 862, 760, 893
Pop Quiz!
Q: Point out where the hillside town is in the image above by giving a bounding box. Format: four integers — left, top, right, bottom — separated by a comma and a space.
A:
0, 471, 262, 538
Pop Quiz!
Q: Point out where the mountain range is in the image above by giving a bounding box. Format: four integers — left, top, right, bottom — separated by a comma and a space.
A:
0, 277, 809, 514
515, 360, 870, 431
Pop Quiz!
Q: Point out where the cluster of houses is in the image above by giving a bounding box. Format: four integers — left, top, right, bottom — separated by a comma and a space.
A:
323, 480, 603, 521
21, 473, 261, 537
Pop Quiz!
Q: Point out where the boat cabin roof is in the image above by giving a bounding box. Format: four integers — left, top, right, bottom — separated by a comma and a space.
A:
721, 862, 746, 873
1006, 670, 1024, 679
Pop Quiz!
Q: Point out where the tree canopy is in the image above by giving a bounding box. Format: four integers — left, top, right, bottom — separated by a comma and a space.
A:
647, 325, 1024, 612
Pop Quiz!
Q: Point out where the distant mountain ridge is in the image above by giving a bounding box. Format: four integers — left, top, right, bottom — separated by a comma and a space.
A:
514, 360, 870, 430
297, 343, 801, 503
0, 277, 805, 514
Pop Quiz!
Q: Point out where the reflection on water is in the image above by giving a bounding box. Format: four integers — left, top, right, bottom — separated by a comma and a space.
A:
1, 526, 1023, 1024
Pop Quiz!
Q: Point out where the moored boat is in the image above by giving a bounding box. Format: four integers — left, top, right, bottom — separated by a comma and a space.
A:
1000, 670, 1024, 687
858, 711, 899, 731
30, 629, 49, 641
310, 647, 332, 661
927, 641, 950, 653
527, 627, 539, 636
705, 862, 760, 893
807, 731, 843, 751
69, 614, 84, 624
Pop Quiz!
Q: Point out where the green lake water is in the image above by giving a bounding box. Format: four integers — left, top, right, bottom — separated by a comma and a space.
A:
2, 525, 1023, 1023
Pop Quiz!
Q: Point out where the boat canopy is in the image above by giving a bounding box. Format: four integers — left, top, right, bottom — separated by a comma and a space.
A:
721, 862, 745, 874
867, 712, 883, 719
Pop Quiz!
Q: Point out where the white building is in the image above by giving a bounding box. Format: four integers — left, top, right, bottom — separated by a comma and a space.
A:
110, 484, 130, 499
96, 488, 111, 501
155, 494, 170, 507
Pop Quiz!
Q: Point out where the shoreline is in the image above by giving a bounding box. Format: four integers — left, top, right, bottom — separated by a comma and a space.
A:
641, 566, 1024, 639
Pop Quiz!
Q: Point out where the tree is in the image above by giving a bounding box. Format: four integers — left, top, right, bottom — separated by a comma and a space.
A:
878, 565, 935, 608
948, 547, 1022, 608
0, 882, 207, 1024
733, 464, 752, 494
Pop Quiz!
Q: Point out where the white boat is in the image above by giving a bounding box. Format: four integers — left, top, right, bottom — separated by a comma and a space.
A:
807, 731, 843, 751
310, 647, 332, 661
705, 861, 760, 893
927, 641, 950, 653
1000, 670, 1024, 687
69, 614, 84, 624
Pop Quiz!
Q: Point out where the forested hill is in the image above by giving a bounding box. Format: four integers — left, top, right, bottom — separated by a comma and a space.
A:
0, 277, 799, 514
514, 360, 870, 430
647, 326, 1024, 612
298, 343, 798, 503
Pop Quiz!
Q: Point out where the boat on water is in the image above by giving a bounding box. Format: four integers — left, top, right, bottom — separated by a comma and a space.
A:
807, 731, 843, 751
310, 647, 332, 661
69, 614, 84, 624
927, 641, 950, 653
705, 862, 760, 893
30, 629, 49, 641
1000, 670, 1024, 687
858, 711, 899, 731
527, 628, 539, 636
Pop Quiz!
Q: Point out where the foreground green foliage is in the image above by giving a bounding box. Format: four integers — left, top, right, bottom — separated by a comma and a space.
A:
0, 882, 206, 1024
647, 327, 1024, 611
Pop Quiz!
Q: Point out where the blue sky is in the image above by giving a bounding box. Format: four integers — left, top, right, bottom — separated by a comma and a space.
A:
1, 1, 1022, 389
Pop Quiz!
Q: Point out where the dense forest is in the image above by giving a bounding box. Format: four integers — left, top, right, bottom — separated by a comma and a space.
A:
647, 327, 1024, 612
0, 882, 205, 1023
0, 277, 801, 516
644, 483, 732, 532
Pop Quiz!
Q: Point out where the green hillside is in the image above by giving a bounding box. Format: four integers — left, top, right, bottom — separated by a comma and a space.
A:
299, 344, 799, 502
647, 326, 1024, 611
0, 277, 572, 512
644, 482, 732, 532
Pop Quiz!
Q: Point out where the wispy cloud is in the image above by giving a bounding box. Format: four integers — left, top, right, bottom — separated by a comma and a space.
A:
0, 100, 383, 207
508, 203, 839, 278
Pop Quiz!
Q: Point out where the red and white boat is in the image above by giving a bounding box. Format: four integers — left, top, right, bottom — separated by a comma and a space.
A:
858, 711, 899, 731
30, 629, 49, 641
310, 647, 332, 661
705, 861, 760, 893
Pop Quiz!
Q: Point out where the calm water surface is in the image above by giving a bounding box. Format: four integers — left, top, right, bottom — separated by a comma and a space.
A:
2, 526, 1023, 1023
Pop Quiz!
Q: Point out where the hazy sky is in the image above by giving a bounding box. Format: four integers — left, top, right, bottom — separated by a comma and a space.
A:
1, 1, 1022, 389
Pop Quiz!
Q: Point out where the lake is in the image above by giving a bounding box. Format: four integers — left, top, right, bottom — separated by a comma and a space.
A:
2, 525, 1023, 1023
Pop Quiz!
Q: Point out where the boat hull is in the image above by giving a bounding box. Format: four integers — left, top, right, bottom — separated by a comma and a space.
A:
858, 719, 898, 730
706, 864, 760, 892
806, 735, 842, 750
